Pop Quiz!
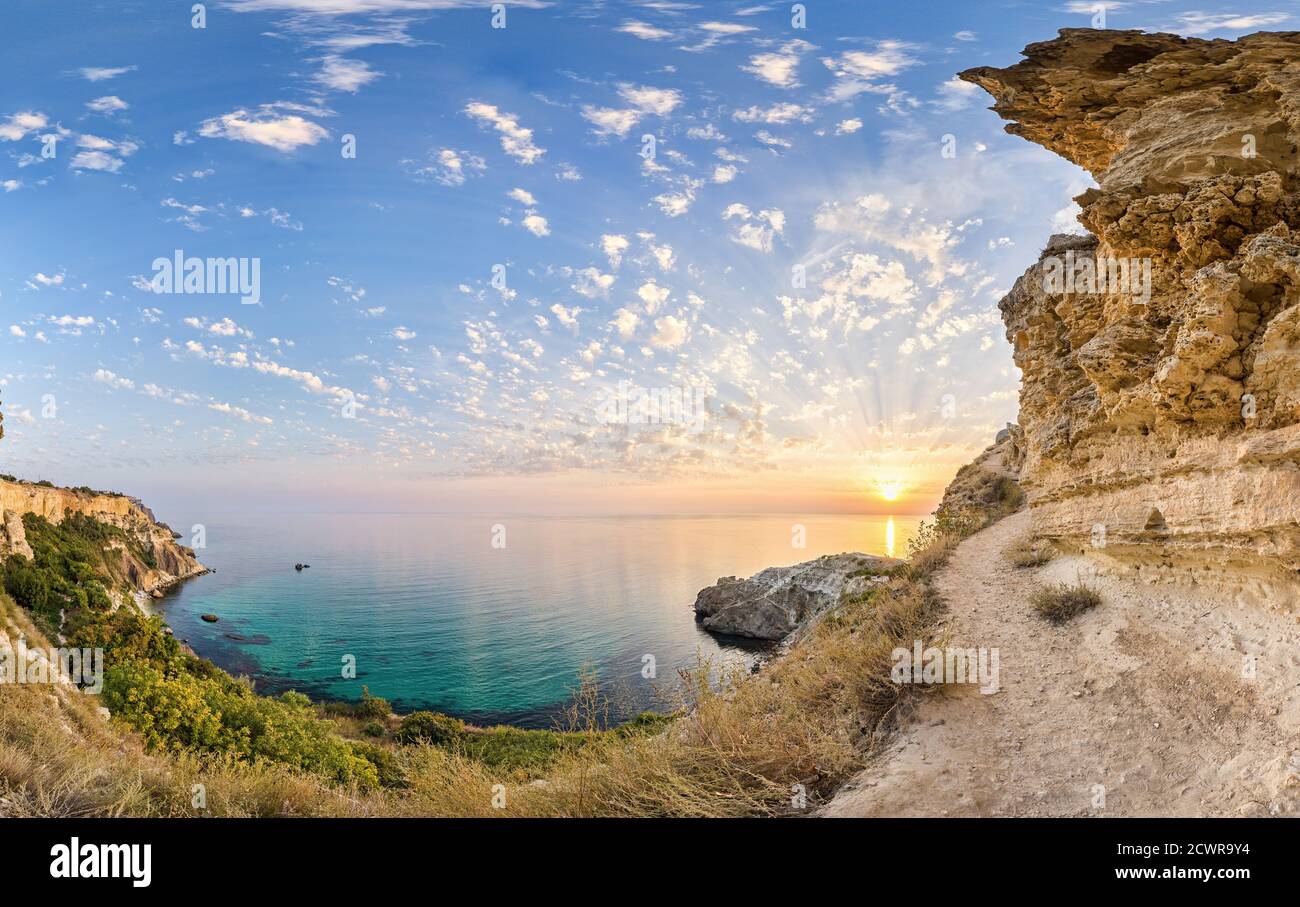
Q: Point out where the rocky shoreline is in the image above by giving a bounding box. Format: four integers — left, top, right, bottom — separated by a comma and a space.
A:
693, 552, 900, 641
0, 476, 208, 599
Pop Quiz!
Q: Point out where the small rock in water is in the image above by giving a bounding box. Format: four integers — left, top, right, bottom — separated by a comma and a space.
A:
200, 613, 219, 623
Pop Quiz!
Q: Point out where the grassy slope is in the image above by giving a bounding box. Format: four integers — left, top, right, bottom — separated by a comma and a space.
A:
0, 500, 1007, 817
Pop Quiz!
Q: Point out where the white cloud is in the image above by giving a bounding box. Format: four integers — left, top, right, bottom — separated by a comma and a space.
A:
0, 111, 48, 142
79, 65, 136, 81
835, 118, 863, 135
68, 133, 140, 172
653, 185, 697, 217
650, 315, 689, 349
699, 21, 755, 34
508, 187, 538, 206
392, 326, 417, 341
86, 95, 128, 115
410, 147, 486, 186
185, 316, 254, 338
69, 149, 125, 172
722, 203, 785, 252
732, 102, 813, 124
934, 76, 981, 111
953, 30, 977, 41
637, 280, 670, 314
550, 303, 581, 331
49, 314, 95, 327
314, 55, 381, 92
755, 130, 791, 149
9, 325, 26, 337
199, 104, 328, 152
602, 234, 629, 269
618, 20, 672, 40
741, 39, 814, 88
465, 101, 545, 164
822, 41, 918, 102
572, 267, 615, 298
1175, 11, 1290, 33
611, 307, 640, 340
209, 401, 273, 425
618, 85, 682, 116
521, 212, 550, 237
581, 106, 642, 138
581, 85, 681, 137
93, 368, 135, 390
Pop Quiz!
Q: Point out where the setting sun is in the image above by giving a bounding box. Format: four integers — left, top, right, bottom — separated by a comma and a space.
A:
876, 481, 906, 502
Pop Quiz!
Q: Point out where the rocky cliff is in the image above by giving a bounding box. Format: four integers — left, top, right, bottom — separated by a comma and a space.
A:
0, 477, 206, 597
961, 29, 1300, 594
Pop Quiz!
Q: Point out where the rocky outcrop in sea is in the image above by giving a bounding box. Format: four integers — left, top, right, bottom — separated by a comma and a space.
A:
693, 552, 899, 640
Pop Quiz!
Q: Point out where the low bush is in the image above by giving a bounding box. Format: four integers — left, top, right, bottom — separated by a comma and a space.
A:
1032, 581, 1102, 624
394, 712, 465, 746
1008, 540, 1054, 568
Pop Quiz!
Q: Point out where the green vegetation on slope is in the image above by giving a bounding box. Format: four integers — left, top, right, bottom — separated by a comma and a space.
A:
0, 510, 668, 793
2, 513, 389, 788
0, 502, 996, 816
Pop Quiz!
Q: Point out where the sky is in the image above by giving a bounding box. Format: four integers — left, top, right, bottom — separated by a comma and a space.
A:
0, 0, 1292, 519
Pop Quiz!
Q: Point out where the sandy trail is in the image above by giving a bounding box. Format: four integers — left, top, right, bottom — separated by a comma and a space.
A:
823, 510, 1300, 817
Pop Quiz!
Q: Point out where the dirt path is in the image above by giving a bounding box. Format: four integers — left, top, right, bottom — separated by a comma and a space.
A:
822, 510, 1300, 817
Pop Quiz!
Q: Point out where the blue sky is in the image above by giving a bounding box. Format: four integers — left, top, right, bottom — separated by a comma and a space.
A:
0, 0, 1291, 517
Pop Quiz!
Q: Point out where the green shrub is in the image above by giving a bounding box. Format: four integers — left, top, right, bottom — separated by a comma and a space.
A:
395, 711, 466, 746
362, 720, 386, 737
355, 686, 391, 720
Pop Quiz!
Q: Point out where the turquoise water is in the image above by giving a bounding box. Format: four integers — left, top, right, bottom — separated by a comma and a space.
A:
161, 513, 919, 727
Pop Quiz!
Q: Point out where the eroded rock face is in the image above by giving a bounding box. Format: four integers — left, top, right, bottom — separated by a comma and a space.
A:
694, 553, 898, 640
0, 477, 207, 596
961, 29, 1300, 578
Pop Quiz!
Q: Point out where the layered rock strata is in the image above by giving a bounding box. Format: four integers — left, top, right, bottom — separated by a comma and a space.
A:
961, 29, 1300, 593
0, 477, 206, 597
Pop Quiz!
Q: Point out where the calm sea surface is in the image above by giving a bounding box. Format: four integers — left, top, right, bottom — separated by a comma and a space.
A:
161, 513, 920, 727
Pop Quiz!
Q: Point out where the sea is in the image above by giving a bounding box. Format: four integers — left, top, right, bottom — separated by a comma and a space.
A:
160, 513, 920, 727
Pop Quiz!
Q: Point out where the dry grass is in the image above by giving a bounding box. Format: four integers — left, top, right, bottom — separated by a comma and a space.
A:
1008, 539, 1054, 568
0, 519, 976, 818
1031, 580, 1102, 624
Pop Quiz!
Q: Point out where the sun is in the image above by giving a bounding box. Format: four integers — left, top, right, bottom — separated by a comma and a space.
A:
875, 481, 905, 502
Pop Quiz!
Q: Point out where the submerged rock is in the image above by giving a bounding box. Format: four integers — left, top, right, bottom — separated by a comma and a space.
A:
693, 553, 899, 640
200, 613, 219, 623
